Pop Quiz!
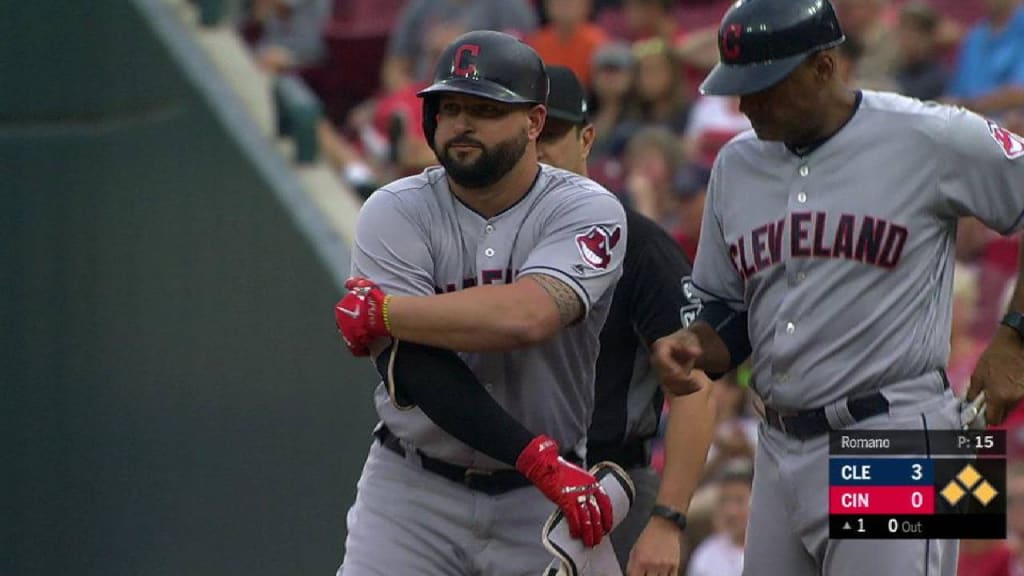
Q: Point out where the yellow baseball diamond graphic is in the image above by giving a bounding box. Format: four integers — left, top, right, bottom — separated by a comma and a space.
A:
941, 464, 998, 506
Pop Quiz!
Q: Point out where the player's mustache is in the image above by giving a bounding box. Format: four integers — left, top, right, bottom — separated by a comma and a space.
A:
445, 136, 485, 150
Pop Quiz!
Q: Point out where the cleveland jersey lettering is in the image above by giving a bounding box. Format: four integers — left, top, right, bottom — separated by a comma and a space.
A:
729, 212, 908, 279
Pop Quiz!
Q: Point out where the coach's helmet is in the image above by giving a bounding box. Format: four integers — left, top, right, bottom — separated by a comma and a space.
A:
700, 0, 845, 96
417, 30, 549, 146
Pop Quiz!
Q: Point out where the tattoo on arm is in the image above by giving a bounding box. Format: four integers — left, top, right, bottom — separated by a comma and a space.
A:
526, 274, 584, 327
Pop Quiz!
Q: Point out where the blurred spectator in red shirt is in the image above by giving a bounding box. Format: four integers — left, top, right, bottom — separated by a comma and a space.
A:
959, 539, 1013, 576
894, 2, 948, 101
527, 0, 608, 88
833, 0, 898, 90
682, 96, 750, 168
957, 217, 1022, 342
1008, 464, 1024, 576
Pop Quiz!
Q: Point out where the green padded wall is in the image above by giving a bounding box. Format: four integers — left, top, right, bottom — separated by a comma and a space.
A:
1, 1, 378, 574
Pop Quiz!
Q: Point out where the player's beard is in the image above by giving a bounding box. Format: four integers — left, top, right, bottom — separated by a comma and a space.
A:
439, 130, 529, 189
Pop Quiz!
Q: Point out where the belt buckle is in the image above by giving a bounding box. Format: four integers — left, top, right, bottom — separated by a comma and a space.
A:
463, 468, 493, 488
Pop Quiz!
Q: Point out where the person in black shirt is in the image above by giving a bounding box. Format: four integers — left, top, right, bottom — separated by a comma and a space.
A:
538, 65, 717, 575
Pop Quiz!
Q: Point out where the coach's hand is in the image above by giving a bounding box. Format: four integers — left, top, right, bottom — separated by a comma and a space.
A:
627, 517, 682, 576
516, 435, 612, 548
334, 277, 392, 356
968, 324, 1024, 425
651, 329, 704, 396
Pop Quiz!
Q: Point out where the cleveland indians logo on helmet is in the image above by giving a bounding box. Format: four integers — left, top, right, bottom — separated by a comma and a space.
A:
575, 225, 622, 270
721, 24, 743, 61
453, 44, 481, 78
987, 120, 1024, 160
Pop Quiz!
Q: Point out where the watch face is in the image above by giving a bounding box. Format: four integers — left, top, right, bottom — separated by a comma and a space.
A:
1004, 312, 1024, 336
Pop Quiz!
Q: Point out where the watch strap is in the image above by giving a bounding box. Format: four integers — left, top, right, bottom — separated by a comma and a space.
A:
650, 504, 687, 531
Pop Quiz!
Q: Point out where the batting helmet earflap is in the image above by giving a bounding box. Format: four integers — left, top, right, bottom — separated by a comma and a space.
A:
699, 0, 845, 97
417, 30, 549, 146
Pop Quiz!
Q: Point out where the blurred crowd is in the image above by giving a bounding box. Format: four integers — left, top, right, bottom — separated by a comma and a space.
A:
237, 0, 1024, 574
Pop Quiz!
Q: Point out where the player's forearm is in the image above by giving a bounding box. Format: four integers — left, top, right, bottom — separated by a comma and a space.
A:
387, 283, 560, 351
689, 322, 732, 375
655, 378, 717, 512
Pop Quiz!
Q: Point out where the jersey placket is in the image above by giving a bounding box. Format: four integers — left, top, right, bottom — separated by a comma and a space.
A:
769, 156, 815, 396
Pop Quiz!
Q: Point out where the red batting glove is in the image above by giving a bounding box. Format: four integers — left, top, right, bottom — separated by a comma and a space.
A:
333, 277, 391, 356
516, 435, 613, 548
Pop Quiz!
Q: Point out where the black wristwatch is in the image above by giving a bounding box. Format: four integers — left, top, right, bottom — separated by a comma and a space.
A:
650, 504, 687, 531
1002, 311, 1024, 341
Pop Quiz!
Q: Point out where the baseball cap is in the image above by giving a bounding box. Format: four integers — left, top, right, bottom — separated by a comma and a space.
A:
545, 66, 589, 125
592, 41, 634, 71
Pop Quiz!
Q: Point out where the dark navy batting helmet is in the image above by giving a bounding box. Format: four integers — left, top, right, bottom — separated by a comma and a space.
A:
700, 0, 845, 96
417, 30, 549, 145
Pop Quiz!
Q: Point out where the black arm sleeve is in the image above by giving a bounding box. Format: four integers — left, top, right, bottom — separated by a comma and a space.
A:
375, 341, 535, 466
626, 210, 694, 346
694, 301, 752, 378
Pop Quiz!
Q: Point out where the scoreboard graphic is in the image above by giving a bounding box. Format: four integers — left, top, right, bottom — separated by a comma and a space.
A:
828, 430, 1006, 539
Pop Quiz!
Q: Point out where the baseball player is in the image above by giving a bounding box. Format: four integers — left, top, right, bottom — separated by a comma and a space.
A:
650, 1, 1024, 575
333, 31, 628, 576
536, 65, 716, 576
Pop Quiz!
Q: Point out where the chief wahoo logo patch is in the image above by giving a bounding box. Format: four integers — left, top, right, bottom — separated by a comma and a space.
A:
575, 225, 622, 270
987, 120, 1024, 160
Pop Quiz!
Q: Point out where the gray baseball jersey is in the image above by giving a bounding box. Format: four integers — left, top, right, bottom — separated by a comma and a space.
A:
693, 91, 1024, 411
352, 164, 627, 470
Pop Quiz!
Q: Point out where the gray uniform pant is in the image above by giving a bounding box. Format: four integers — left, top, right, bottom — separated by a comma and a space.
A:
338, 440, 556, 576
743, 387, 961, 576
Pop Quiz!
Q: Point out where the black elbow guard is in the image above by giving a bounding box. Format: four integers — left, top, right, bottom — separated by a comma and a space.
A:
694, 301, 752, 378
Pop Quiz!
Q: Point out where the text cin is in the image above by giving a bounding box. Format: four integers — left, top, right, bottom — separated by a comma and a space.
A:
841, 493, 871, 508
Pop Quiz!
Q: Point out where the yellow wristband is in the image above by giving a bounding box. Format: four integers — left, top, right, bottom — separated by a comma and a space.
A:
382, 295, 393, 333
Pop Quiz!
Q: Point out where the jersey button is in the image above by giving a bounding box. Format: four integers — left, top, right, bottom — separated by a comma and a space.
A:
484, 248, 495, 257
785, 322, 795, 334
799, 165, 809, 177
796, 272, 806, 283
797, 192, 807, 203
485, 224, 495, 234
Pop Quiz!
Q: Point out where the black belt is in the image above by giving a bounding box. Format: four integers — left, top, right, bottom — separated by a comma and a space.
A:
763, 392, 890, 440
587, 440, 649, 470
375, 425, 544, 495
